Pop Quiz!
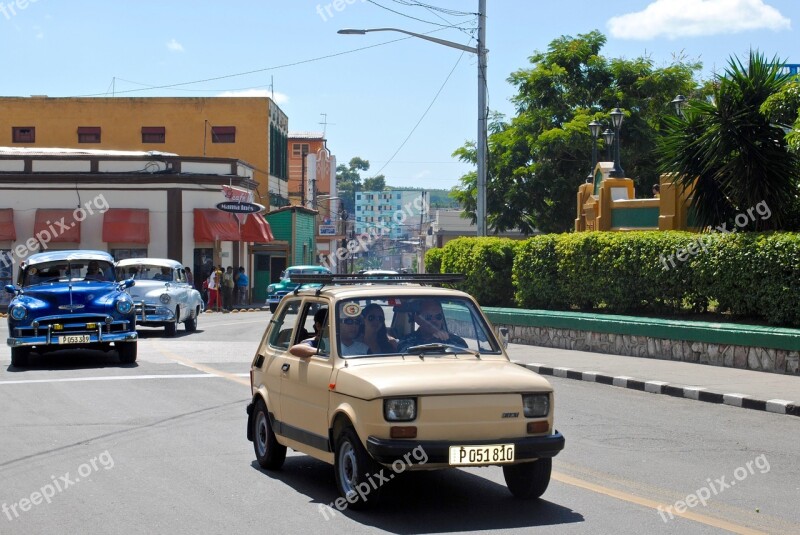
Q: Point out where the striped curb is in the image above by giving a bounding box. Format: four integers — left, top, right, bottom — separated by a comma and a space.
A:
514, 361, 800, 418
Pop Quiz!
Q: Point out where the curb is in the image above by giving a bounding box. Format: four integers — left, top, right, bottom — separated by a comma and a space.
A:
204, 307, 266, 314
514, 361, 800, 418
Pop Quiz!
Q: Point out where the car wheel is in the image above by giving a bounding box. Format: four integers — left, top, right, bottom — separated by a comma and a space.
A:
10, 347, 30, 367
185, 307, 198, 332
334, 427, 383, 509
269, 303, 277, 313
165, 308, 178, 337
118, 342, 138, 364
252, 398, 286, 470
503, 458, 552, 499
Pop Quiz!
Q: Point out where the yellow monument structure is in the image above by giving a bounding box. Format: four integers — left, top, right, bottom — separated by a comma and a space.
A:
575, 163, 695, 231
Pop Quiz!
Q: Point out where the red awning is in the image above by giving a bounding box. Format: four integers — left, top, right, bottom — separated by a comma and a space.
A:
0, 209, 16, 241
240, 214, 274, 243
103, 209, 150, 244
34, 209, 81, 242
194, 209, 240, 242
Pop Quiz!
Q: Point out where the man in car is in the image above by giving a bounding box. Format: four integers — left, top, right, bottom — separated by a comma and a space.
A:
337, 310, 369, 356
398, 299, 467, 351
289, 308, 329, 357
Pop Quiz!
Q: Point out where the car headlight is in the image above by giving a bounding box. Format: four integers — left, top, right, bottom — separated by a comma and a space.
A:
384, 398, 416, 421
267, 285, 275, 294
115, 299, 133, 314
10, 305, 27, 321
159, 293, 171, 304
522, 394, 549, 418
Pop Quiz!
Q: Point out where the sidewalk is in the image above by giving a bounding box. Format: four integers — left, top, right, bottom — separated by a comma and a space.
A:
506, 344, 800, 417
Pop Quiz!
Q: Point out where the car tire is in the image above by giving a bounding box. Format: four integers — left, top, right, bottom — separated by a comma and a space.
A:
252, 398, 286, 470
118, 342, 138, 364
165, 308, 178, 337
503, 458, 552, 499
10, 347, 30, 367
334, 427, 383, 509
269, 303, 277, 314
185, 307, 198, 332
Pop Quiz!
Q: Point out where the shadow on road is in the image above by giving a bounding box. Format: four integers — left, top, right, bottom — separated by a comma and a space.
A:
4, 348, 139, 372
251, 457, 584, 532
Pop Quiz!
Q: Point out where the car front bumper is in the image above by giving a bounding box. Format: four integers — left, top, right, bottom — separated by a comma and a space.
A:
8, 331, 138, 348
366, 431, 565, 465
134, 301, 176, 323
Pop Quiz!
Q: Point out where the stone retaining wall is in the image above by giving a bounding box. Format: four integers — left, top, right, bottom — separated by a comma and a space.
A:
494, 324, 800, 376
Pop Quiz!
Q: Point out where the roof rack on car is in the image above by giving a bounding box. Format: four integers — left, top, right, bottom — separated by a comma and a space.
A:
290, 273, 465, 288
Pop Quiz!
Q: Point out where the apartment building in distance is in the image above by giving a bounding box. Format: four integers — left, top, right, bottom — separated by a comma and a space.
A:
0, 96, 290, 208
354, 190, 425, 240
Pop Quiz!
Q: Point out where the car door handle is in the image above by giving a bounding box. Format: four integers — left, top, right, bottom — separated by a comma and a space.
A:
281, 363, 290, 372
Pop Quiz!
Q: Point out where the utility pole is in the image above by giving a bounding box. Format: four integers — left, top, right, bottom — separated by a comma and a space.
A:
476, 0, 487, 237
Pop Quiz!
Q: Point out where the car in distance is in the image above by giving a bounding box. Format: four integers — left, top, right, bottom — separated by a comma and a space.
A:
266, 265, 332, 313
115, 258, 203, 336
247, 273, 565, 508
5, 250, 138, 367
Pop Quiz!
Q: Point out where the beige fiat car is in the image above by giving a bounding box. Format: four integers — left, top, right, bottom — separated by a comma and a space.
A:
246, 275, 565, 509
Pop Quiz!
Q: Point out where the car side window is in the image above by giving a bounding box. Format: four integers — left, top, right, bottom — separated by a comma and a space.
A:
268, 299, 300, 350
298, 303, 330, 357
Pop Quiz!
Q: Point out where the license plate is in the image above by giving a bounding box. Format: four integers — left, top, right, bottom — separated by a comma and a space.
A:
59, 335, 90, 344
448, 444, 515, 466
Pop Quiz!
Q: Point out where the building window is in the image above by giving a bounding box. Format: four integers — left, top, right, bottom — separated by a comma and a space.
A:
12, 127, 35, 143
78, 126, 101, 143
211, 126, 236, 143
356, 194, 361, 200
141, 126, 166, 144
292, 143, 309, 157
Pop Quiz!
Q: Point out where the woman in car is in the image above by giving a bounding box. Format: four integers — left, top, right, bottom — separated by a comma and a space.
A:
360, 303, 398, 354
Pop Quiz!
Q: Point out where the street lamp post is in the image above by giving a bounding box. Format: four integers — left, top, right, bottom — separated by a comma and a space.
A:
338, 0, 488, 236
587, 120, 602, 182
602, 128, 615, 162
671, 94, 688, 118
609, 108, 625, 178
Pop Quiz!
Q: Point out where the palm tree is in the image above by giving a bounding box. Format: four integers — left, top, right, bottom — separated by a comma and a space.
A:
657, 51, 800, 230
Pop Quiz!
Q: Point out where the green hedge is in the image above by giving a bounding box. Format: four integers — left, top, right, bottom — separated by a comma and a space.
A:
427, 231, 800, 326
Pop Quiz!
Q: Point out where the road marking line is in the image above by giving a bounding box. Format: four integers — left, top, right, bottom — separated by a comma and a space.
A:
0, 373, 249, 385
553, 471, 768, 535
153, 342, 251, 387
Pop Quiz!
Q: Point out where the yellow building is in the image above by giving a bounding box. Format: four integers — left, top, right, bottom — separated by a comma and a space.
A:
0, 96, 289, 207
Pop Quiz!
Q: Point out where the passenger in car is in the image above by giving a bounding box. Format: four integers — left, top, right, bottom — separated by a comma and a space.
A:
338, 311, 369, 356
289, 308, 328, 357
398, 299, 467, 351
360, 303, 398, 354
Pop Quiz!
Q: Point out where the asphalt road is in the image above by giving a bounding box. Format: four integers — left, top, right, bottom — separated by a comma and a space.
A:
1, 311, 798, 534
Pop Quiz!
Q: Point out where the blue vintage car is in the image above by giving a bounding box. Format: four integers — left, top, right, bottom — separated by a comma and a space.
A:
5, 250, 138, 367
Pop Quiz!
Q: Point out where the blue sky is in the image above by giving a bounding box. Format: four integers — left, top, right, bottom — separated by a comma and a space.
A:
1, 0, 797, 190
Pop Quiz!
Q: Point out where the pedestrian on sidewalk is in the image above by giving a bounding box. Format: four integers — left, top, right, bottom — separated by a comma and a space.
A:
207, 268, 221, 312
222, 266, 234, 310
236, 266, 249, 307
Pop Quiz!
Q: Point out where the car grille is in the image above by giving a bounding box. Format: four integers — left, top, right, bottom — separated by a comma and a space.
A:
13, 315, 132, 338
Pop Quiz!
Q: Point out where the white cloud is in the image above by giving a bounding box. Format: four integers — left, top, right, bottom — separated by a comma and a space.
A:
608, 0, 791, 40
33, 25, 43, 39
166, 38, 184, 52
216, 89, 289, 104
413, 170, 431, 180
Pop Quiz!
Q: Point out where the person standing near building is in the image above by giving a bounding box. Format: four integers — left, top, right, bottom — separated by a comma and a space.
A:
207, 268, 221, 312
222, 266, 234, 311
236, 266, 249, 307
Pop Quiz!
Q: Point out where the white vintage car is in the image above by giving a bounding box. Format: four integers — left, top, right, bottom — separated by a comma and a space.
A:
116, 258, 203, 336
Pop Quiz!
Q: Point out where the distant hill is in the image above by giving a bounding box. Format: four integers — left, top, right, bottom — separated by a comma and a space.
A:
385, 187, 461, 209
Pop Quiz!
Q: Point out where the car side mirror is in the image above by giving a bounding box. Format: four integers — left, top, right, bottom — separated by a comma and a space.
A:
120, 279, 135, 289
499, 327, 509, 349
4, 284, 18, 295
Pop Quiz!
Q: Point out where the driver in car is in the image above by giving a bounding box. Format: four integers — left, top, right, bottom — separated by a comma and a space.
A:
398, 299, 467, 351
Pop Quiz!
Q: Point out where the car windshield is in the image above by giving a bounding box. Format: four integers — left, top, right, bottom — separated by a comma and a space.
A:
334, 295, 501, 358
117, 264, 174, 282
284, 268, 329, 280
21, 259, 116, 286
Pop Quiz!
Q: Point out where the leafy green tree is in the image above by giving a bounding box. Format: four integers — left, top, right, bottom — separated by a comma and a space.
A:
761, 78, 800, 153
336, 157, 369, 215
363, 175, 386, 191
452, 31, 699, 233
657, 52, 800, 230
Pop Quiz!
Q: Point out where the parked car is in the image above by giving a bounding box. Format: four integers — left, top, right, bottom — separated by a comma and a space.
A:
115, 258, 203, 336
5, 250, 138, 367
247, 274, 565, 508
266, 265, 332, 313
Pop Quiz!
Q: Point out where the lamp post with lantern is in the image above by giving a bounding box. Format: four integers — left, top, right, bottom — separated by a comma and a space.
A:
587, 120, 602, 182
609, 107, 625, 178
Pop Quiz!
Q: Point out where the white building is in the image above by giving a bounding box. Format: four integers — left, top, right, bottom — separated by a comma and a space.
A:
354, 190, 425, 240
0, 148, 274, 307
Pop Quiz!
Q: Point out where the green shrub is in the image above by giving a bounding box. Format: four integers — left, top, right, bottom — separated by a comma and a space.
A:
439, 237, 518, 307
425, 247, 443, 274
514, 235, 567, 309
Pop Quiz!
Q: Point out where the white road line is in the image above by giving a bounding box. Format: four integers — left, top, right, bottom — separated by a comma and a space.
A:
0, 373, 250, 385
